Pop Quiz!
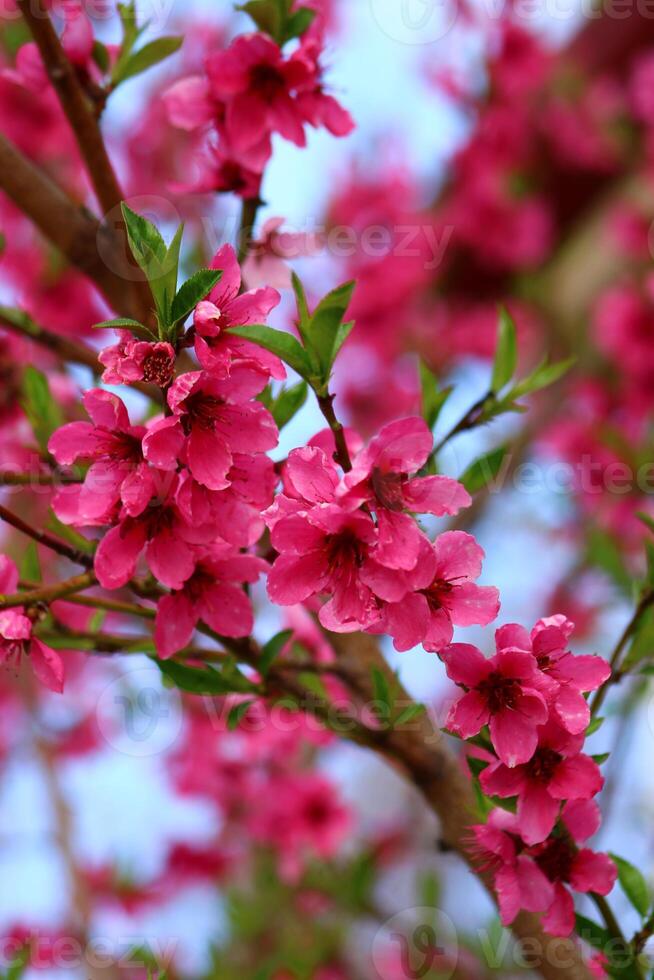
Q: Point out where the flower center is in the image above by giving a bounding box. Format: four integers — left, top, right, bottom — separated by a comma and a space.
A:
250, 63, 286, 102
325, 529, 365, 572
534, 837, 574, 883
527, 747, 561, 782
370, 468, 405, 511
477, 671, 522, 712
142, 348, 174, 387
183, 392, 224, 430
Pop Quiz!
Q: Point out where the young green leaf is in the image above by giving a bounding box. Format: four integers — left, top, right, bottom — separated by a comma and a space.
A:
491, 307, 518, 393
227, 699, 255, 731
258, 629, 293, 676
154, 658, 257, 696
510, 356, 576, 400
285, 5, 316, 39
93, 317, 156, 341
121, 203, 178, 328
610, 853, 650, 917
237, 0, 284, 41
21, 366, 64, 452
307, 280, 356, 376
419, 360, 452, 430
291, 271, 311, 344
170, 269, 222, 327
269, 381, 308, 429
393, 703, 427, 727
114, 36, 183, 84
229, 324, 312, 379
460, 446, 508, 495
20, 542, 41, 584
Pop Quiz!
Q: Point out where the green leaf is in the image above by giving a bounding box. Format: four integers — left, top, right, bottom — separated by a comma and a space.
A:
467, 756, 490, 778
637, 512, 654, 536
623, 606, 654, 672
307, 280, 355, 376
285, 5, 316, 39
237, 0, 284, 41
586, 716, 605, 736
229, 324, 312, 379
258, 629, 292, 676
393, 703, 426, 727
270, 381, 308, 430
227, 699, 255, 730
91, 40, 110, 73
491, 307, 518, 393
153, 658, 257, 696
47, 512, 95, 554
20, 542, 41, 584
420, 360, 452, 430
592, 752, 610, 764
93, 316, 156, 341
121, 203, 177, 328
21, 366, 64, 452
170, 269, 222, 327
460, 446, 508, 495
510, 356, 576, 400
112, 1, 146, 82
586, 527, 632, 597
114, 36, 183, 84
291, 272, 311, 343
610, 854, 650, 917
575, 913, 610, 951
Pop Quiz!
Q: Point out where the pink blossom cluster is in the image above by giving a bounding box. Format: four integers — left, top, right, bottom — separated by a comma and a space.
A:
265, 416, 500, 643
447, 615, 615, 936
47, 245, 281, 659
0, 555, 63, 692
163, 25, 353, 197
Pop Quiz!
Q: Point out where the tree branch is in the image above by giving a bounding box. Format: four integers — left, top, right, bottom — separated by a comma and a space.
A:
0, 504, 93, 568
0, 572, 96, 610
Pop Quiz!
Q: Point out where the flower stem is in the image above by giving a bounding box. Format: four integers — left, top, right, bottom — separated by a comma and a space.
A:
316, 393, 352, 472
590, 588, 654, 717
0, 504, 93, 568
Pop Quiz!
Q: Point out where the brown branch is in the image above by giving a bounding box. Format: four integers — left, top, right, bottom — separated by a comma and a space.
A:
0, 133, 131, 314
0, 572, 96, 610
0, 504, 93, 567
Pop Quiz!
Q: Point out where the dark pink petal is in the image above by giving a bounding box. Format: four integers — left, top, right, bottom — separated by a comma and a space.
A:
0, 555, 18, 594
285, 446, 339, 504
120, 463, 157, 518
495, 866, 521, 926
267, 552, 330, 605
514, 854, 555, 912
187, 427, 232, 491
95, 521, 148, 589
479, 761, 525, 798
0, 610, 31, 641
450, 583, 500, 628
373, 509, 424, 571
271, 513, 325, 555
570, 851, 617, 895
384, 593, 431, 652
402, 475, 471, 516
562, 799, 601, 843
227, 286, 281, 326
143, 417, 185, 471
542, 883, 575, 938
441, 643, 491, 686
83, 388, 129, 431
48, 421, 98, 464
517, 782, 560, 844
446, 690, 490, 739
217, 402, 278, 453
422, 607, 454, 653
146, 529, 196, 591
496, 648, 541, 682
209, 243, 241, 303
432, 530, 484, 580
29, 638, 64, 693
78, 458, 126, 521
163, 75, 214, 130
558, 653, 610, 692
490, 708, 538, 767
553, 684, 590, 735
549, 754, 603, 801
154, 592, 197, 659
495, 623, 531, 652
200, 582, 253, 638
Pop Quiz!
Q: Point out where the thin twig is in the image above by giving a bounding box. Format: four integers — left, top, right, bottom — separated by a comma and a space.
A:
316, 393, 352, 472
0, 504, 93, 568
0, 571, 96, 610
590, 589, 654, 717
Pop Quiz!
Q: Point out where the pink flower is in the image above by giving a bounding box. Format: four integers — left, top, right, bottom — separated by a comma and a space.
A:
171, 141, 263, 199
143, 368, 278, 491
242, 216, 324, 290
192, 244, 283, 378
496, 616, 610, 735
469, 810, 554, 927
442, 643, 548, 766
533, 800, 617, 937
93, 476, 211, 591
0, 556, 64, 692
480, 719, 604, 844
266, 500, 382, 632
154, 546, 268, 658
341, 417, 471, 570
367, 531, 499, 652
293, 34, 355, 137
98, 332, 175, 387
175, 454, 276, 548
48, 389, 156, 524
205, 33, 312, 154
